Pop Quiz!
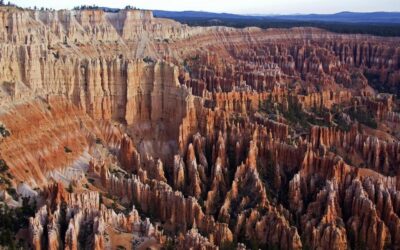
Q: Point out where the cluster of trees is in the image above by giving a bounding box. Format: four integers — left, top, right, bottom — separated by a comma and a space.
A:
0, 159, 12, 187
0, 198, 36, 248
72, 5, 138, 11
260, 96, 378, 132
332, 104, 378, 130
73, 5, 101, 10
365, 71, 400, 98
259, 96, 331, 129
0, 160, 8, 173
334, 114, 351, 132
0, 1, 16, 7
124, 5, 138, 10
0, 1, 55, 11
347, 106, 378, 129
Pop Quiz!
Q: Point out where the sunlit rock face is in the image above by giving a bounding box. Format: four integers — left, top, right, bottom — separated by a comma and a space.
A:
0, 5, 400, 250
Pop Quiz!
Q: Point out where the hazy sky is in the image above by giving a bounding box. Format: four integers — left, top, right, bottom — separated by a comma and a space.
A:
11, 0, 400, 14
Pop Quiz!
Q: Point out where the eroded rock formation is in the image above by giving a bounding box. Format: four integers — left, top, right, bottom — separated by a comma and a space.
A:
0, 5, 399, 250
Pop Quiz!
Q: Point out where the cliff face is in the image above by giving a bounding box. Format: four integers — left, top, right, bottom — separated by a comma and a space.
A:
0, 96, 101, 186
0, 6, 400, 250
0, 48, 189, 123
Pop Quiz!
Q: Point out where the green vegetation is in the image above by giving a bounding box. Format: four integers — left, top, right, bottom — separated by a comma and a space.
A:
72, 4, 100, 10
259, 96, 331, 129
284, 102, 330, 128
344, 156, 353, 165
124, 5, 138, 10
257, 151, 277, 195
99, 193, 103, 207
280, 99, 310, 127
6, 188, 17, 200
335, 115, 351, 132
0, 198, 36, 248
64, 146, 72, 153
0, 160, 9, 172
197, 197, 205, 210
0, 176, 11, 187
220, 240, 237, 250
59, 201, 68, 246
258, 95, 276, 114
347, 107, 378, 129
0, 1, 16, 7
67, 183, 74, 193
331, 104, 351, 131
95, 137, 103, 144
110, 168, 128, 177
0, 124, 10, 137
164, 238, 176, 250
111, 201, 118, 210
78, 223, 93, 249
365, 71, 400, 97
143, 56, 155, 63
332, 104, 377, 131
0, 160, 12, 188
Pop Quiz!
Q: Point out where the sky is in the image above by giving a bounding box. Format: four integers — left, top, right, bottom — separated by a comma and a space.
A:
10, 0, 400, 15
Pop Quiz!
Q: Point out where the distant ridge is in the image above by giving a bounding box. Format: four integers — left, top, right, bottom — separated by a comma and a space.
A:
89, 7, 400, 36
269, 11, 400, 23
153, 10, 247, 19
153, 10, 400, 24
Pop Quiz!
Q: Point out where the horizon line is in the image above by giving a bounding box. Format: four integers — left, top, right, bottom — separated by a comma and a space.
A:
1, 4, 400, 16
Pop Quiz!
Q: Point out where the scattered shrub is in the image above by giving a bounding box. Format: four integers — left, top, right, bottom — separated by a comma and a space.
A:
0, 125, 10, 137
143, 56, 155, 63
64, 146, 72, 153
6, 188, 17, 200
0, 160, 9, 172
67, 183, 74, 193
